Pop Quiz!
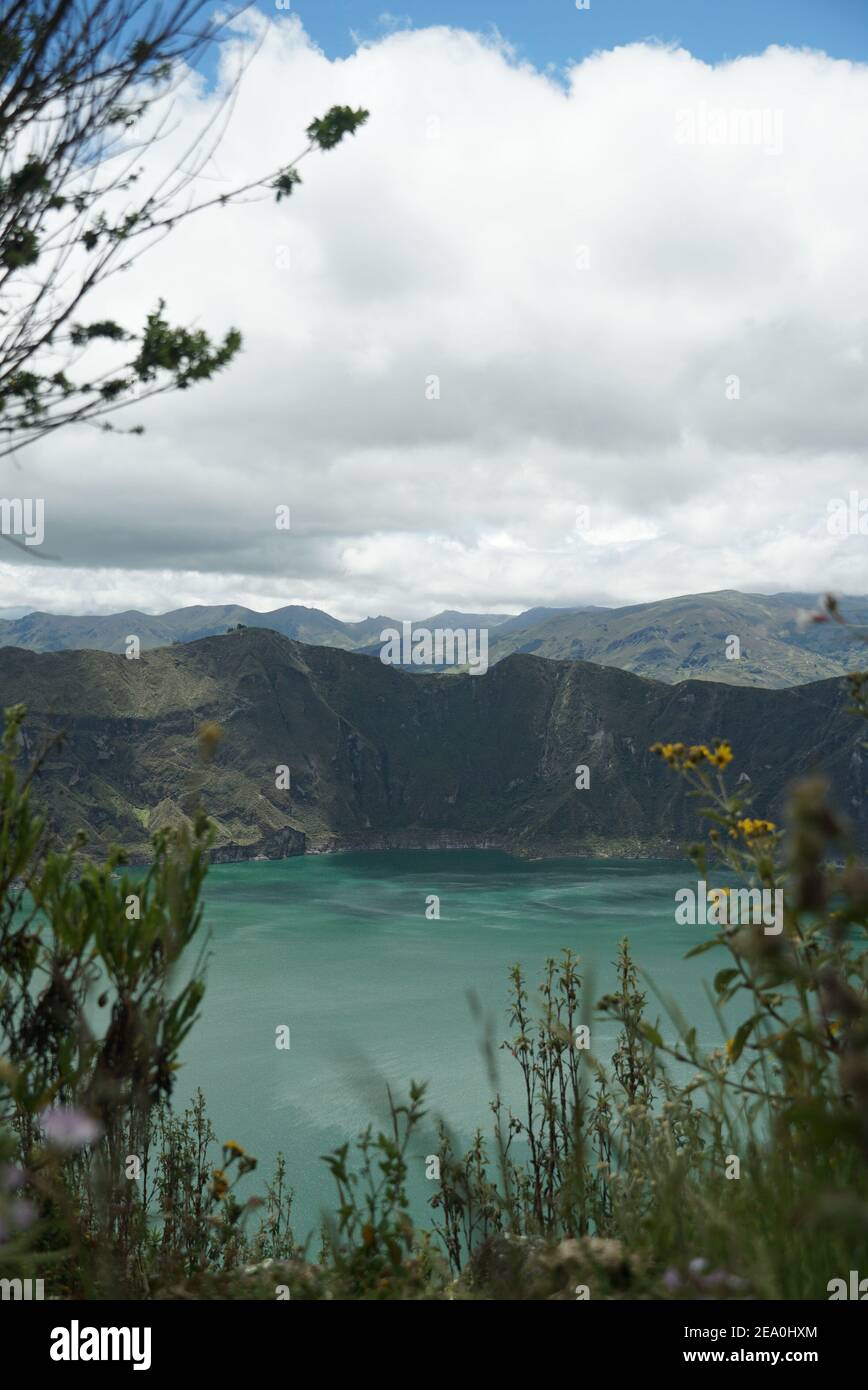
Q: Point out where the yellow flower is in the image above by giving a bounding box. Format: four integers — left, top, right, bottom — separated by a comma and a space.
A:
210, 1168, 229, 1199
652, 740, 732, 774
224, 1140, 245, 1157
737, 817, 776, 839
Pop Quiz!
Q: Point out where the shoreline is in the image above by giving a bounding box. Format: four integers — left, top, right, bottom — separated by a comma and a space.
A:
108, 830, 695, 869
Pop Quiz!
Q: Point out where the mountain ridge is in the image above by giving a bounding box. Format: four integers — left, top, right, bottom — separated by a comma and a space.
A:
2, 627, 863, 864
2, 589, 866, 689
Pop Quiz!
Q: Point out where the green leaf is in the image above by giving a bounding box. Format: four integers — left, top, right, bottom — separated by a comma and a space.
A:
306, 105, 369, 151
640, 1023, 664, 1048
713, 968, 740, 993
728, 1017, 757, 1063
684, 938, 725, 959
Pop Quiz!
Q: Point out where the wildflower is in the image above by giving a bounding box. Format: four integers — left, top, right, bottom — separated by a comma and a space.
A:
651, 740, 732, 771
736, 818, 776, 839
223, 1140, 245, 1158
662, 1268, 681, 1291
710, 741, 733, 768
0, 1164, 25, 1192
795, 607, 824, 630
796, 595, 836, 629
210, 1168, 229, 1199
0, 1199, 35, 1244
40, 1108, 102, 1152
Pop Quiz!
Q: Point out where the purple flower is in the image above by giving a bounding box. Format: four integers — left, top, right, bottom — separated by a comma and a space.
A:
40, 1108, 102, 1152
10, 1198, 35, 1231
0, 1198, 35, 1244
688, 1256, 708, 1277
0, 1163, 26, 1192
662, 1267, 682, 1291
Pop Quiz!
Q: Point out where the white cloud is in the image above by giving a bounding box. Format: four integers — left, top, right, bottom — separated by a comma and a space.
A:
3, 16, 868, 619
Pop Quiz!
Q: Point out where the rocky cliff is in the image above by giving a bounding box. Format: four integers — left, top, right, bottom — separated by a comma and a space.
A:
0, 628, 863, 861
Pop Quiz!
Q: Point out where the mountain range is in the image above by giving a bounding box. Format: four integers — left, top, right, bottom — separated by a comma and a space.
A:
2, 627, 864, 863
1, 590, 866, 688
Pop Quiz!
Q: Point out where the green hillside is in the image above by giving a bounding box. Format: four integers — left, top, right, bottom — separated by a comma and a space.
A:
2, 628, 863, 862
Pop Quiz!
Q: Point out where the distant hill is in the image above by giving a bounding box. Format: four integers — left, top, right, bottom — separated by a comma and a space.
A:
1, 628, 863, 862
0, 603, 513, 656
484, 591, 868, 687
1, 590, 866, 687
0, 603, 369, 653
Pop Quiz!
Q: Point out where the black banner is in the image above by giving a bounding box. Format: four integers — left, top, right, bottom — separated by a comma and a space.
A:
5, 1296, 864, 1375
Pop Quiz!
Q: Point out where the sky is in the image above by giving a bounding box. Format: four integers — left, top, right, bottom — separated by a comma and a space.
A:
282, 0, 868, 69
2, 1, 868, 620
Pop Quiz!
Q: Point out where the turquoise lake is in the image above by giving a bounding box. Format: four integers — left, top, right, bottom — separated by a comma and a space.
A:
178, 850, 737, 1242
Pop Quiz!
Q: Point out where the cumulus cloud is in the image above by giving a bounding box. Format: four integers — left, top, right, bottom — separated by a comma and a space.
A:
2, 15, 867, 619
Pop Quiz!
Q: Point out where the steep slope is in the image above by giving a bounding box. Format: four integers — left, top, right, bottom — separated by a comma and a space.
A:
1, 629, 863, 862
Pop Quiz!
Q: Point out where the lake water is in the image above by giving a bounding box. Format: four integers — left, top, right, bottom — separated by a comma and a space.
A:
178, 850, 736, 1242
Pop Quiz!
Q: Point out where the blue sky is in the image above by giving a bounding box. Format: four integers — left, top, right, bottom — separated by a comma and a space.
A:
264, 0, 868, 67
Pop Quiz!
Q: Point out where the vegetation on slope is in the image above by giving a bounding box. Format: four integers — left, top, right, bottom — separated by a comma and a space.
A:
0, 630, 865, 861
